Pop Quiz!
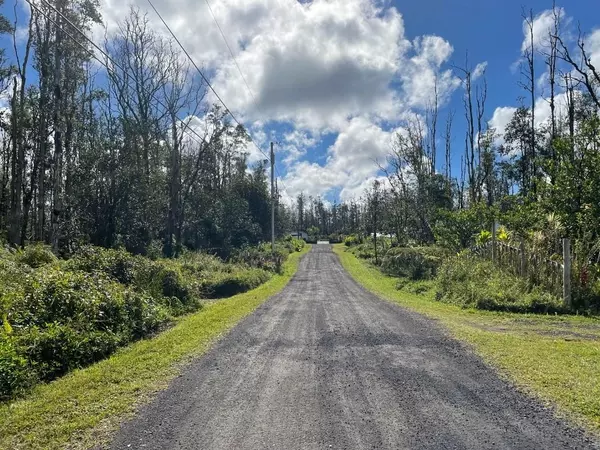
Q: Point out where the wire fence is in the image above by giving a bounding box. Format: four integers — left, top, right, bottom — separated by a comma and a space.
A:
472, 240, 564, 297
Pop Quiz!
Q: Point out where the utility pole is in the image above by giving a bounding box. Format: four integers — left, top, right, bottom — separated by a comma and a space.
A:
271, 142, 275, 253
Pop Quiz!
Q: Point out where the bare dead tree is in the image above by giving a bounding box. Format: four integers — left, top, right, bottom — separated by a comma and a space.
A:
521, 9, 537, 191
475, 76, 488, 202
426, 77, 439, 175
555, 26, 600, 110
444, 109, 454, 182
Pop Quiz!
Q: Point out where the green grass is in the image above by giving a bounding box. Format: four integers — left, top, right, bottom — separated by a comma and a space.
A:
0, 245, 310, 450
333, 244, 600, 433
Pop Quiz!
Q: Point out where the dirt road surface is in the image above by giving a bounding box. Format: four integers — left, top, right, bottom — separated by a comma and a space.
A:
110, 245, 597, 450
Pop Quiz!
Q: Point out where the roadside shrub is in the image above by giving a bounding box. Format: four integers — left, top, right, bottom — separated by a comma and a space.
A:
202, 268, 271, 298
13, 244, 57, 268
396, 279, 434, 295
66, 246, 144, 285
381, 247, 443, 280
18, 324, 122, 381
10, 268, 130, 332
282, 235, 306, 252
437, 251, 567, 314
230, 244, 286, 273
344, 234, 361, 247
328, 233, 343, 244
0, 242, 276, 402
124, 291, 171, 339
178, 251, 228, 273
0, 337, 32, 400
9, 266, 172, 337
68, 247, 201, 313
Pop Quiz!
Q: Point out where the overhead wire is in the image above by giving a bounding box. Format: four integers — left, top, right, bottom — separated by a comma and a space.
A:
31, 0, 213, 149
31, 0, 292, 201
146, 0, 274, 165
148, 0, 293, 199
203, 0, 257, 105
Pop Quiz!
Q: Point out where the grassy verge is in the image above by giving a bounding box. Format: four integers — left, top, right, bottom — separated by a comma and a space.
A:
333, 244, 600, 433
0, 245, 310, 450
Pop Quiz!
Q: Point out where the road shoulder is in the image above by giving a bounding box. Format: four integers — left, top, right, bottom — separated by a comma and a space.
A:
0, 246, 311, 450
333, 244, 600, 438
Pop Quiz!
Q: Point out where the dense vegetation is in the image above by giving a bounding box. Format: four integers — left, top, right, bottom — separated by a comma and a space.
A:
342, 237, 570, 314
0, 238, 305, 401
283, 5, 600, 313
0, 2, 296, 257
0, 2, 307, 402
0, 0, 599, 409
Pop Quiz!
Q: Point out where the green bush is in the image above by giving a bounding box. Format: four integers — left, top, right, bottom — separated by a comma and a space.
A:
0, 337, 32, 400
344, 234, 361, 247
0, 243, 276, 402
18, 324, 122, 381
381, 247, 444, 280
230, 243, 287, 274
13, 244, 57, 268
66, 246, 144, 285
10, 268, 129, 332
282, 235, 306, 252
68, 247, 201, 314
437, 251, 567, 314
202, 269, 271, 298
138, 262, 200, 313
123, 291, 171, 339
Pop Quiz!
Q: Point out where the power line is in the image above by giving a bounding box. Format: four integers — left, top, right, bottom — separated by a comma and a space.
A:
203, 1, 293, 191
203, 0, 257, 105
32, 0, 212, 149
146, 0, 273, 165
147, 0, 292, 197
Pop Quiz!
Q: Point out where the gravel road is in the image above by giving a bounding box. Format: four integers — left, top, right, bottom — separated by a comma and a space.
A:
110, 245, 597, 450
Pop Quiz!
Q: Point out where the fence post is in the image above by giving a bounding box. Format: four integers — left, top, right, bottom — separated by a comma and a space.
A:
491, 222, 497, 263
519, 237, 526, 277
563, 238, 572, 309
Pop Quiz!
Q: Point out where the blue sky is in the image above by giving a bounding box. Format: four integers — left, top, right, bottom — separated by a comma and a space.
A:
2, 0, 600, 204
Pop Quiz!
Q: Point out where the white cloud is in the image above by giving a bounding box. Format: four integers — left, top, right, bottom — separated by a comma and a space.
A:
340, 175, 390, 202
521, 7, 565, 53
489, 106, 518, 146
472, 62, 488, 81
96, 0, 465, 201
400, 35, 461, 108
282, 116, 395, 201
281, 130, 318, 165
588, 29, 600, 67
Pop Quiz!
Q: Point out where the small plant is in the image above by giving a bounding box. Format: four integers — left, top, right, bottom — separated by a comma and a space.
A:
381, 247, 443, 280
476, 230, 492, 246
0, 337, 32, 400
497, 226, 510, 243
344, 234, 361, 247
13, 244, 57, 268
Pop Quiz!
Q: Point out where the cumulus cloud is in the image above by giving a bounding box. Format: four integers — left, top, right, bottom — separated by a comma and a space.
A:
96, 0, 466, 201
400, 35, 461, 108
282, 116, 396, 201
588, 29, 600, 67
521, 7, 565, 53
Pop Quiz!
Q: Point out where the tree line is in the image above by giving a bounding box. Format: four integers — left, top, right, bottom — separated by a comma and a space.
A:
0, 1, 292, 257
292, 3, 600, 279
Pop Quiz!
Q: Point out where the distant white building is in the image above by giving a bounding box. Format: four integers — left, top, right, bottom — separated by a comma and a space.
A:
290, 231, 309, 240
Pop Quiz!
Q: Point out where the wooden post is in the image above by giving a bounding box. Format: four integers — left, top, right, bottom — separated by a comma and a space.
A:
563, 238, 571, 309
491, 222, 497, 263
270, 142, 275, 254
519, 237, 526, 277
